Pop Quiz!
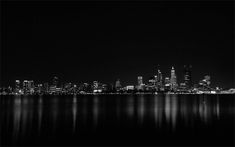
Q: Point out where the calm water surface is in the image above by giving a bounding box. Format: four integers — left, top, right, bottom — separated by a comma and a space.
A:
0, 94, 234, 146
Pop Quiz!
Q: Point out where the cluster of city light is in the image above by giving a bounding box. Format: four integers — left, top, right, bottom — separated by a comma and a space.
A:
0, 65, 234, 95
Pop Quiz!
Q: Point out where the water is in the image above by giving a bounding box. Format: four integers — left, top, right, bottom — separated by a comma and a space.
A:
0, 94, 234, 146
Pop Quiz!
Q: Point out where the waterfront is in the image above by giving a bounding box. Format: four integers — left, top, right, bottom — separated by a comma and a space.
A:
0, 94, 234, 146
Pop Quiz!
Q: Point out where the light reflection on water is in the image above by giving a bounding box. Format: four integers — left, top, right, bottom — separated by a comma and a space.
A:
2, 94, 234, 144
72, 96, 77, 132
153, 95, 163, 127
13, 96, 21, 141
93, 96, 99, 127
126, 96, 134, 118
137, 95, 145, 124
51, 96, 59, 132
38, 96, 43, 134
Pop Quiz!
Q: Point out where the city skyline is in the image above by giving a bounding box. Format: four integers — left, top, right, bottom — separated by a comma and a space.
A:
1, 64, 232, 90
2, 65, 233, 95
2, 65, 208, 88
1, 1, 234, 89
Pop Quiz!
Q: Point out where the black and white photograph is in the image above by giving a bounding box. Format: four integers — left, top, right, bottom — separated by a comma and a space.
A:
0, 0, 234, 146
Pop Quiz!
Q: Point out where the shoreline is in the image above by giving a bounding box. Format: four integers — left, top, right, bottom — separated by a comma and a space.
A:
0, 93, 234, 96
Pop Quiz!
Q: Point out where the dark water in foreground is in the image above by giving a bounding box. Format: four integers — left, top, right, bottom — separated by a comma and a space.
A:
0, 94, 234, 146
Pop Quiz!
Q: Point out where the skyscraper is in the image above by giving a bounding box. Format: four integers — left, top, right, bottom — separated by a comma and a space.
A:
184, 65, 192, 89
165, 77, 170, 86
15, 80, 20, 93
37, 84, 43, 94
115, 79, 122, 91
164, 77, 171, 91
170, 67, 177, 91
154, 75, 158, 87
23, 80, 29, 94
137, 76, 143, 86
157, 70, 163, 90
137, 76, 144, 91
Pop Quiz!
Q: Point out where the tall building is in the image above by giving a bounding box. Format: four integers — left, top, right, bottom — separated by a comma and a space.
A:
23, 80, 29, 94
38, 84, 43, 94
137, 76, 143, 86
165, 77, 170, 86
164, 77, 171, 91
73, 84, 77, 93
115, 79, 122, 91
154, 75, 158, 86
157, 70, 163, 89
15, 80, 21, 93
184, 65, 192, 89
137, 76, 144, 91
28, 80, 34, 94
170, 67, 177, 91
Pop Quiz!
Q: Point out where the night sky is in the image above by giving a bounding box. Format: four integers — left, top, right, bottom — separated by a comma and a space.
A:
1, 1, 234, 88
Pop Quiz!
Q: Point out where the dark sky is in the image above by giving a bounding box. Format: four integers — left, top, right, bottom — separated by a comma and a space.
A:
1, 1, 234, 88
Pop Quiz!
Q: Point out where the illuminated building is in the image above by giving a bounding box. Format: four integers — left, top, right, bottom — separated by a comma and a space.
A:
137, 76, 144, 91
199, 75, 211, 91
23, 80, 29, 94
115, 79, 122, 91
178, 83, 187, 92
15, 80, 21, 94
93, 81, 103, 93
165, 77, 170, 85
148, 77, 155, 86
22, 80, 35, 94
164, 77, 170, 91
55, 87, 62, 93
72, 84, 77, 94
157, 70, 163, 90
28, 80, 35, 94
138, 76, 143, 85
154, 75, 157, 86
49, 85, 56, 94
170, 67, 177, 91
126, 85, 134, 91
184, 65, 192, 89
38, 84, 43, 94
